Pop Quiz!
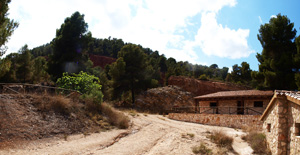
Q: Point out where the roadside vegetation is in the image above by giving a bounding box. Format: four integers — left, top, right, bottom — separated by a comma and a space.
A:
242, 128, 271, 155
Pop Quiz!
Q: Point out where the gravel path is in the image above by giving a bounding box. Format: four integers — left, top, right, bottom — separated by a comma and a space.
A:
0, 114, 253, 155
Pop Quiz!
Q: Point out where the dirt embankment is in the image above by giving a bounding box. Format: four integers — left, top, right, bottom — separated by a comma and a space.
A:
0, 114, 253, 155
89, 54, 116, 68
0, 94, 101, 148
168, 76, 251, 96
135, 85, 195, 113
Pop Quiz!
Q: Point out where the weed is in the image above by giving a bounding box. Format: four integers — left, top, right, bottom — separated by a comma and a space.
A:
243, 131, 271, 155
63, 134, 68, 141
32, 93, 71, 115
192, 143, 212, 155
128, 109, 137, 117
83, 131, 90, 138
187, 133, 195, 138
209, 130, 233, 151
143, 113, 148, 116
101, 103, 130, 129
182, 133, 195, 139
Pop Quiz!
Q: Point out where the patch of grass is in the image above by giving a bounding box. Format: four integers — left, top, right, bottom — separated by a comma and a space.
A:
143, 113, 148, 116
209, 130, 233, 151
192, 143, 212, 155
32, 93, 71, 115
83, 131, 91, 138
101, 103, 130, 129
187, 133, 195, 138
243, 131, 271, 155
63, 134, 69, 141
182, 133, 195, 139
128, 109, 137, 117
158, 117, 165, 121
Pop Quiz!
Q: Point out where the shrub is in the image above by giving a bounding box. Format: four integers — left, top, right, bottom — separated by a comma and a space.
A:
32, 93, 71, 115
209, 130, 233, 150
192, 143, 212, 155
198, 74, 209, 80
243, 131, 271, 155
101, 103, 130, 129
57, 71, 103, 105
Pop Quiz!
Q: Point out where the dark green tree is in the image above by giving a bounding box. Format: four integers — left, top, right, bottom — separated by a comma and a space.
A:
109, 44, 147, 106
226, 62, 252, 85
0, 0, 19, 56
32, 57, 49, 83
256, 14, 297, 90
48, 11, 91, 79
294, 35, 300, 89
17, 45, 33, 83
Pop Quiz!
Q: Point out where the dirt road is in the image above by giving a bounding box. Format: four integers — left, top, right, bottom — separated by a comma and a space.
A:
1, 114, 253, 155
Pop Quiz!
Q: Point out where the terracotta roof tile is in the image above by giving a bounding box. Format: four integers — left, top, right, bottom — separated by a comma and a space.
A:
194, 90, 274, 100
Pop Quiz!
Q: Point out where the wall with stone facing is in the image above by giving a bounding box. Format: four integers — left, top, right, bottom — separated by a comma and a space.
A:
198, 99, 269, 115
168, 113, 262, 130
288, 101, 300, 155
262, 99, 280, 155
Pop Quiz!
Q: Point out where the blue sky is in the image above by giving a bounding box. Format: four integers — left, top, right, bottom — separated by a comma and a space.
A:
4, 0, 300, 71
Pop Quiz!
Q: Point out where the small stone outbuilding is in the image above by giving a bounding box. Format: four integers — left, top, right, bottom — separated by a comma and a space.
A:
260, 90, 300, 155
194, 90, 273, 115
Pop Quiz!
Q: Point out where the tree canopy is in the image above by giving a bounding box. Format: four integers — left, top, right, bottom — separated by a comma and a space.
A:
0, 0, 19, 56
255, 14, 297, 90
48, 11, 91, 79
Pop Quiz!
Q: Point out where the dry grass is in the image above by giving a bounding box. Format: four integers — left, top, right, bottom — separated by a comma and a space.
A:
192, 143, 212, 155
32, 93, 71, 115
101, 103, 130, 129
182, 133, 195, 139
84, 98, 102, 113
209, 130, 233, 151
242, 131, 271, 155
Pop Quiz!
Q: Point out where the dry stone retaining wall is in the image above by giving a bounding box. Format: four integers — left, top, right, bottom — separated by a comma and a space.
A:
168, 113, 262, 130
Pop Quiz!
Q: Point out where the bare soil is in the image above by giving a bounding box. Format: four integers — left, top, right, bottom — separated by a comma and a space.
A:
1, 113, 254, 155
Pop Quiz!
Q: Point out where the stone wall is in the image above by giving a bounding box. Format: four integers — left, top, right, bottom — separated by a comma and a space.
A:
288, 101, 300, 154
198, 99, 269, 115
262, 98, 280, 155
168, 113, 263, 130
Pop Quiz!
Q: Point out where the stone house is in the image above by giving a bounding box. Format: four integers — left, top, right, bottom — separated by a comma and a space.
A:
260, 90, 300, 155
194, 90, 273, 115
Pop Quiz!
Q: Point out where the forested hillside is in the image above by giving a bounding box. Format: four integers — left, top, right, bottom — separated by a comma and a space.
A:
1, 11, 300, 105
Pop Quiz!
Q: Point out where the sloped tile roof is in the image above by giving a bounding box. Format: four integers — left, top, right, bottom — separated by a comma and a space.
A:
194, 90, 274, 100
260, 90, 300, 120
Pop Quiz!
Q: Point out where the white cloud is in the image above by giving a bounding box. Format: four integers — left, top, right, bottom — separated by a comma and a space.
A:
193, 12, 254, 59
270, 15, 277, 19
5, 0, 252, 63
258, 16, 263, 24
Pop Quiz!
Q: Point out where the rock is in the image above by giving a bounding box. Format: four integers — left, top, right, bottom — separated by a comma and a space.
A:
168, 76, 250, 96
135, 86, 194, 114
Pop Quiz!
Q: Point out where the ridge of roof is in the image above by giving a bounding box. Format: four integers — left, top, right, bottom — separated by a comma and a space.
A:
194, 90, 274, 100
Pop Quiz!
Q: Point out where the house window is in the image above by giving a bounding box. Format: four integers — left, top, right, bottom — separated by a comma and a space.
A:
254, 101, 263, 107
210, 102, 218, 114
295, 123, 300, 136
210, 102, 217, 107
267, 124, 271, 132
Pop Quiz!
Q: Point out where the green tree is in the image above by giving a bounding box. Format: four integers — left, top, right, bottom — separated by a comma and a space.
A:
0, 0, 19, 56
32, 57, 49, 83
109, 44, 147, 106
226, 62, 252, 85
48, 11, 91, 79
57, 71, 103, 103
256, 14, 297, 90
17, 45, 33, 83
294, 35, 300, 89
